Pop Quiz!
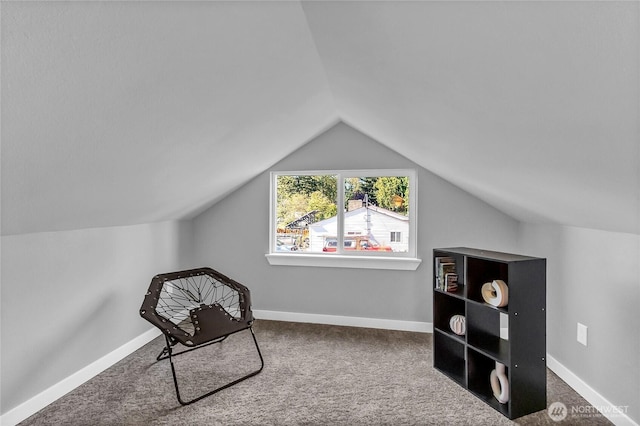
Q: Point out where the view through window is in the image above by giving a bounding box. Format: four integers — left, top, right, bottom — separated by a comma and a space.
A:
272, 170, 415, 256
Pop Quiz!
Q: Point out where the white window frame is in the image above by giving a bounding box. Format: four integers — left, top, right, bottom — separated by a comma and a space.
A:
265, 169, 421, 270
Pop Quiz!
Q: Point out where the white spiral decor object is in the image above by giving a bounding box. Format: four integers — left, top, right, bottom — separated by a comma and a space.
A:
481, 280, 509, 307
449, 315, 465, 335
490, 361, 509, 404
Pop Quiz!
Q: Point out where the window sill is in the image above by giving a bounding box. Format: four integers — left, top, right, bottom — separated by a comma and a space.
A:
265, 253, 422, 271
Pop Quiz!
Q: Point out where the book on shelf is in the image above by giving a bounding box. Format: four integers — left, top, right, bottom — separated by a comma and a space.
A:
439, 264, 456, 290
445, 273, 458, 292
435, 257, 456, 290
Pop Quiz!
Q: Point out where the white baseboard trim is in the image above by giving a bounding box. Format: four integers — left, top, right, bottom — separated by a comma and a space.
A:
546, 355, 639, 426
0, 328, 161, 426
253, 309, 432, 333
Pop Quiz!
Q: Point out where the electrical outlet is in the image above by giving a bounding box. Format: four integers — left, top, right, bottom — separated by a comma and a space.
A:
577, 323, 588, 346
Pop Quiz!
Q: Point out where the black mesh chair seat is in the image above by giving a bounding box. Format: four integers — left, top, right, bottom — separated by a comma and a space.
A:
140, 267, 263, 405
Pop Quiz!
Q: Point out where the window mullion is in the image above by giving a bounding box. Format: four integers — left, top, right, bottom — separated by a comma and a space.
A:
337, 173, 344, 255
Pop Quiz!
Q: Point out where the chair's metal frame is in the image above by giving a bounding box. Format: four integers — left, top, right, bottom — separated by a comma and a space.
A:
140, 267, 264, 405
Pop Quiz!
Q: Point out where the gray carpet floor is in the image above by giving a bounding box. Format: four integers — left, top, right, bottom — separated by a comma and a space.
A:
19, 320, 611, 425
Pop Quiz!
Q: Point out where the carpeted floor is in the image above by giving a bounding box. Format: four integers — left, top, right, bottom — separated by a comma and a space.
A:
19, 320, 611, 425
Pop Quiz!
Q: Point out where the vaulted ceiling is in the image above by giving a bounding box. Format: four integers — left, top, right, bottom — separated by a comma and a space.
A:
2, 1, 638, 236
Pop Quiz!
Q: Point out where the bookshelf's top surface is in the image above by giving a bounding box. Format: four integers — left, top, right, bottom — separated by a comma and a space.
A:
434, 247, 543, 262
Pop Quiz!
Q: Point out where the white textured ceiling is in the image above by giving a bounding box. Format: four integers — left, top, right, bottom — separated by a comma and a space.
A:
2, 1, 639, 236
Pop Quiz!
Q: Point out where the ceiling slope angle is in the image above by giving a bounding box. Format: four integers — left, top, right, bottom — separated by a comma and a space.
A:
302, 0, 640, 234
1, 1, 337, 235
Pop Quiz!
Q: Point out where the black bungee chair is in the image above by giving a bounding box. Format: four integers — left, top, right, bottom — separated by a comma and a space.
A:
140, 267, 264, 405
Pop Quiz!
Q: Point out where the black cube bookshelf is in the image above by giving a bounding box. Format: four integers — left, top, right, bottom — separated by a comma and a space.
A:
433, 247, 547, 419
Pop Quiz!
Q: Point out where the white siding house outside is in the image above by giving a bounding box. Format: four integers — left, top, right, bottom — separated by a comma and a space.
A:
308, 205, 409, 252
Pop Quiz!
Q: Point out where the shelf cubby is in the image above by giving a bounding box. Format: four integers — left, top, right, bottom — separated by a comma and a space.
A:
433, 330, 466, 387
467, 348, 510, 417
434, 250, 466, 288
466, 257, 509, 306
432, 247, 546, 420
433, 291, 465, 338
466, 301, 509, 363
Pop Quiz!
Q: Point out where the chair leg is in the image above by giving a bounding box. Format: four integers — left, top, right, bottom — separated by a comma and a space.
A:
164, 326, 264, 406
156, 345, 170, 361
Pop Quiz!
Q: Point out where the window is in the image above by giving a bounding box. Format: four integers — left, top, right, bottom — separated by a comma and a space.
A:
266, 169, 421, 270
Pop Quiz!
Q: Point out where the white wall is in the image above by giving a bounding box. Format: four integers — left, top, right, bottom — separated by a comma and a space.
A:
193, 122, 520, 323
519, 223, 640, 424
0, 220, 195, 415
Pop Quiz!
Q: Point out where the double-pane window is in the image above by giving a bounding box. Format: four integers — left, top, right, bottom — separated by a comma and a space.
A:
271, 170, 416, 258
